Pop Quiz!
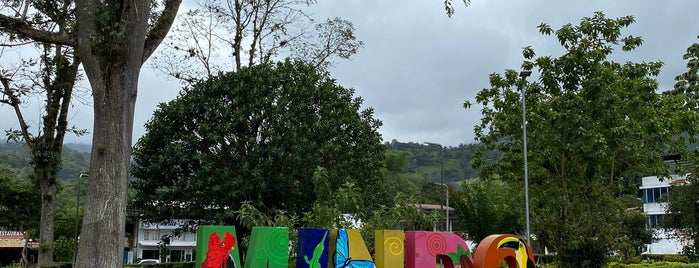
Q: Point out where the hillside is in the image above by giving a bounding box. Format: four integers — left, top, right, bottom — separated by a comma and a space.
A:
64, 143, 92, 153
0, 142, 90, 182
385, 140, 483, 183
0, 140, 485, 184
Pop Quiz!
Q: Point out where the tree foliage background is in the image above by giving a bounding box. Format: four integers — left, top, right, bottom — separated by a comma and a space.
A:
470, 12, 699, 267
451, 178, 522, 244
0, 167, 40, 232
664, 35, 699, 255
131, 60, 385, 229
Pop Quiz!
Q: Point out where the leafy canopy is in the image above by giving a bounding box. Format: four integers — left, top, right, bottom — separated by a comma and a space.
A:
451, 178, 522, 244
470, 11, 698, 267
131, 60, 386, 227
662, 35, 699, 253
0, 167, 40, 231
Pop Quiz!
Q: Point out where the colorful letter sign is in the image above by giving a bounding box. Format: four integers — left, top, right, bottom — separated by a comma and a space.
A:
404, 231, 473, 268
332, 229, 375, 268
195, 227, 536, 268
196, 226, 242, 268
374, 230, 404, 268
298, 228, 330, 268
472, 234, 535, 268
245, 227, 289, 268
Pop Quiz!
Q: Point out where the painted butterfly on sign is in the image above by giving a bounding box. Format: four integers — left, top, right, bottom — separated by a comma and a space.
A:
334, 229, 375, 268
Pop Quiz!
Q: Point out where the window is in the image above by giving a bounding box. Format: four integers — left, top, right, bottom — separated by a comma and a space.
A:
643, 189, 649, 203
642, 187, 671, 203
170, 250, 183, 262
144, 230, 158, 241
142, 250, 159, 259
648, 215, 663, 227
652, 188, 660, 202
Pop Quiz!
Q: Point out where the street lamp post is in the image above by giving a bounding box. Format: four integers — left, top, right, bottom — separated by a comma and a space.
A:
424, 142, 449, 231
446, 184, 450, 232
439, 183, 450, 232
431, 182, 451, 232
74, 173, 88, 266
75, 173, 88, 237
519, 70, 532, 245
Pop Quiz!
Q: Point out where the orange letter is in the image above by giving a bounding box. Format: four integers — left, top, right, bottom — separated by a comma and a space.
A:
472, 234, 535, 268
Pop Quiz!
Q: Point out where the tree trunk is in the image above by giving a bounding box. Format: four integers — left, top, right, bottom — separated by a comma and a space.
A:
34, 44, 78, 268
74, 1, 149, 267
36, 165, 57, 267
75, 65, 140, 268
0, 0, 177, 266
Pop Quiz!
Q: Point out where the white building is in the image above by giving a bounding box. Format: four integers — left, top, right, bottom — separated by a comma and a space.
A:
134, 220, 197, 263
639, 175, 690, 254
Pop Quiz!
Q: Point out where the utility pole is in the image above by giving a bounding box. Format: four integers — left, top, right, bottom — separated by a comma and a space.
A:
519, 70, 532, 245
73, 173, 88, 267
424, 142, 448, 231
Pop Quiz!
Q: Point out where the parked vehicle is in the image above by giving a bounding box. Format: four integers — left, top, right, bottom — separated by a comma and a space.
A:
135, 259, 160, 265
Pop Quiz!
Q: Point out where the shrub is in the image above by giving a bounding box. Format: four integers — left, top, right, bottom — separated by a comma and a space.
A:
641, 254, 690, 263
535, 254, 559, 266
124, 262, 195, 268
607, 261, 699, 267
683, 246, 699, 263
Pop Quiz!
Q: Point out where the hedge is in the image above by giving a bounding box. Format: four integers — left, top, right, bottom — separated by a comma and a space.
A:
124, 262, 195, 268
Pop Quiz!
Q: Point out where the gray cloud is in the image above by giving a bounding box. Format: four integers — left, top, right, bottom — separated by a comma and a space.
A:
309, 0, 699, 146
2, 0, 699, 148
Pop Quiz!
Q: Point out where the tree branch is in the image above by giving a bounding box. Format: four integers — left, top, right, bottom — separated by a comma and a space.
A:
0, 41, 35, 47
54, 54, 82, 149
142, 0, 183, 63
0, 14, 76, 46
0, 73, 34, 144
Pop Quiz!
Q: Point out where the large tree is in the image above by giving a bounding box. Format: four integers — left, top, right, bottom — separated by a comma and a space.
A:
0, 0, 181, 267
0, 2, 82, 265
470, 12, 697, 267
671, 35, 699, 109
664, 171, 699, 253
131, 60, 385, 228
151, 0, 364, 84
662, 36, 699, 253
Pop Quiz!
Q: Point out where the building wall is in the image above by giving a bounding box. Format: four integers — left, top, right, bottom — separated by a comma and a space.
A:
134, 220, 197, 263
640, 175, 690, 254
646, 229, 685, 255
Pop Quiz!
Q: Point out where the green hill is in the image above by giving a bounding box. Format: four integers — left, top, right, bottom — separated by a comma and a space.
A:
385, 140, 483, 183
1, 140, 486, 184
0, 142, 90, 181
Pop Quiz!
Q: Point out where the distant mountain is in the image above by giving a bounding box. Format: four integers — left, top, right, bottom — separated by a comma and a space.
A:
3, 140, 488, 183
0, 142, 31, 171
64, 143, 91, 153
0, 142, 90, 182
385, 140, 482, 183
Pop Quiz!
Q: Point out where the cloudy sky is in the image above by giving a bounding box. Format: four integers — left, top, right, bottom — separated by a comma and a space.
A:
3, 0, 699, 147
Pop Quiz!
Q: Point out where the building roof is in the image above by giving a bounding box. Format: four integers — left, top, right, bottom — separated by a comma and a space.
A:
138, 240, 196, 248
411, 203, 455, 211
